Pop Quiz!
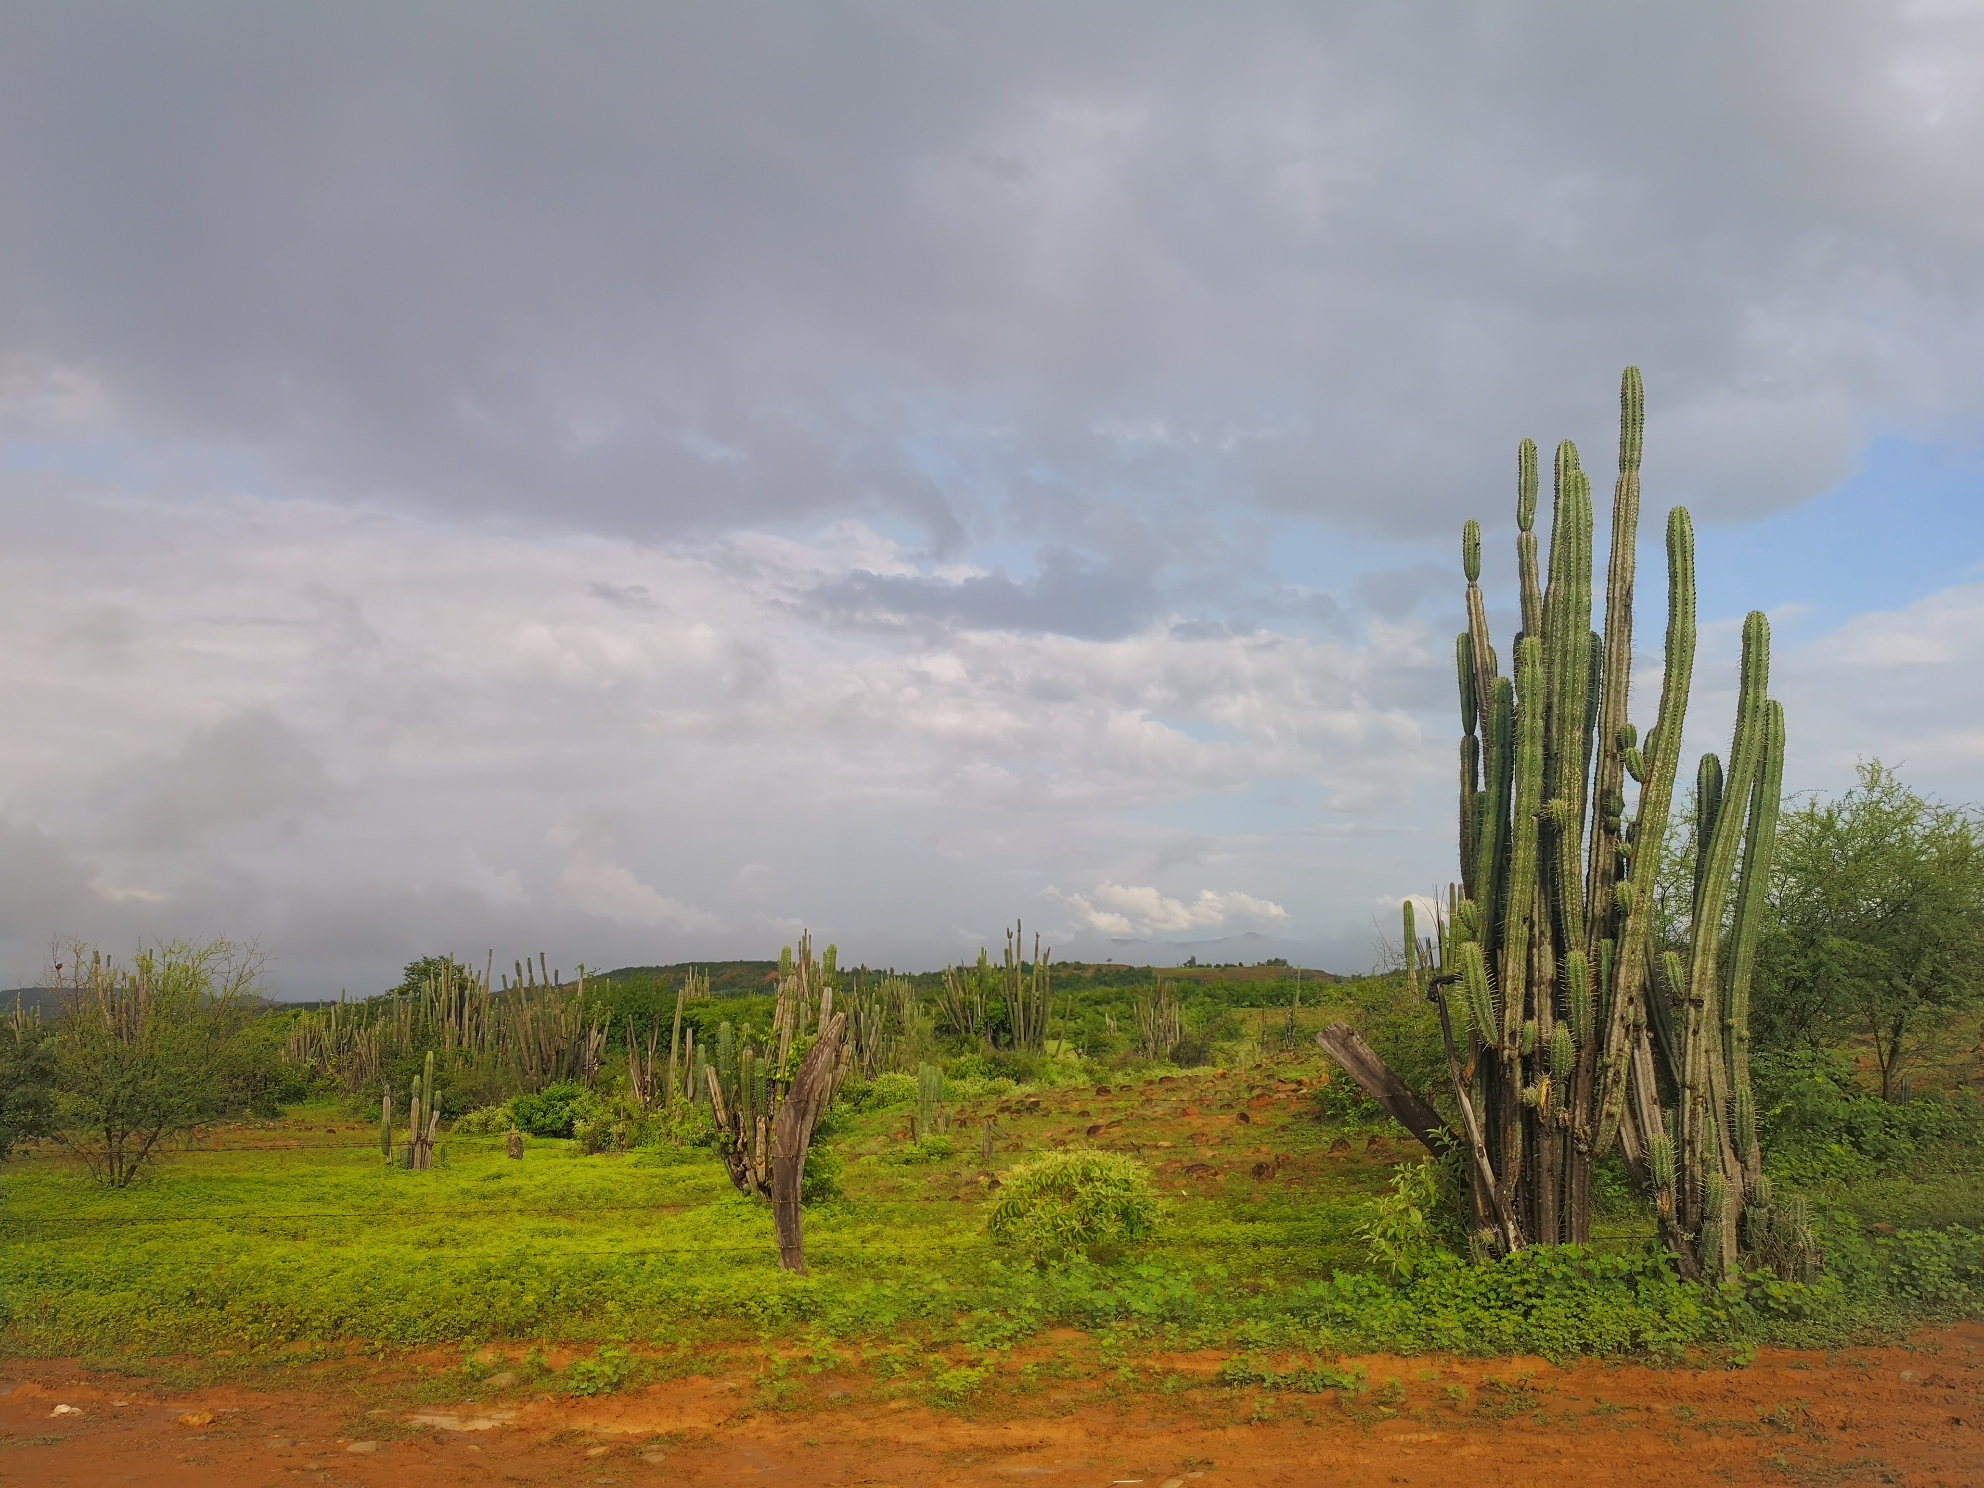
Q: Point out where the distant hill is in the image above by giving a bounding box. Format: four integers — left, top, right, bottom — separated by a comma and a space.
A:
594, 960, 781, 999
1, 987, 60, 1017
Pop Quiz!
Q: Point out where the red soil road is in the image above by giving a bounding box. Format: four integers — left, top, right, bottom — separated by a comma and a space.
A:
2, 1324, 1981, 1488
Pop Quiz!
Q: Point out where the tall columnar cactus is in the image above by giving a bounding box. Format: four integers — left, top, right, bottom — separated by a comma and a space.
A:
1316, 368, 1793, 1279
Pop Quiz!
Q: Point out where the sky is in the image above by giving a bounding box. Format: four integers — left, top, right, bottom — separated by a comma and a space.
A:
0, 3, 1980, 995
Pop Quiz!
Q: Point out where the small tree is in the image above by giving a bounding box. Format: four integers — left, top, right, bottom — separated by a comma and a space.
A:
0, 1004, 54, 1163
50, 939, 263, 1186
1755, 762, 1984, 1098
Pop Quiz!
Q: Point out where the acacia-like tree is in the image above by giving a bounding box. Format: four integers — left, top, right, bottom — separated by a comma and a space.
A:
1754, 761, 1984, 1098
51, 939, 262, 1186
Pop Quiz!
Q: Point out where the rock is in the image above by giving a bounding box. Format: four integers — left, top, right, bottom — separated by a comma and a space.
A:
177, 1410, 213, 1427
484, 1371, 519, 1390
50, 1404, 82, 1418
639, 1450, 669, 1463
346, 1440, 380, 1454
1163, 1479, 1187, 1488
1235, 1111, 1251, 1124
586, 1445, 611, 1457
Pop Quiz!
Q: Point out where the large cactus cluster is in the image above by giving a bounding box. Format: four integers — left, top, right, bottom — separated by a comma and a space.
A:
1325, 369, 1805, 1278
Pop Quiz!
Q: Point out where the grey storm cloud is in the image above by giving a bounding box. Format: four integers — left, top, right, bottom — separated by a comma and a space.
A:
2, 4, 1980, 556
0, 5, 1981, 993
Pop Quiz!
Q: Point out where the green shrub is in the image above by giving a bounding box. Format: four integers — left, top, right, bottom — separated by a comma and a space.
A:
564, 1345, 632, 1396
509, 1082, 597, 1138
987, 1149, 1161, 1265
450, 1102, 516, 1136
1358, 1160, 1447, 1280
862, 1071, 919, 1110
802, 1143, 844, 1203
886, 1136, 954, 1166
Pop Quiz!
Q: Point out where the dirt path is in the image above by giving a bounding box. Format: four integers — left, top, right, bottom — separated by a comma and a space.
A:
4, 1324, 1981, 1488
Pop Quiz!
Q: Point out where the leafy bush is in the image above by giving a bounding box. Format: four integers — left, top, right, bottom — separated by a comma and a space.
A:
860, 1071, 920, 1110
508, 1082, 598, 1138
885, 1136, 954, 1166
987, 1148, 1161, 1265
1760, 1050, 1984, 1186
1313, 1072, 1391, 1130
564, 1345, 632, 1396
0, 1016, 53, 1160
450, 1102, 517, 1136
802, 1142, 844, 1203
1358, 1160, 1447, 1280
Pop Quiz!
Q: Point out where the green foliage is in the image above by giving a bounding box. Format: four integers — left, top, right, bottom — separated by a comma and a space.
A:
1357, 1160, 1446, 1280
859, 1071, 919, 1109
1758, 1049, 1984, 1187
886, 1135, 954, 1166
0, 1015, 54, 1162
563, 1344, 633, 1396
1754, 761, 1984, 1097
801, 1142, 844, 1203
450, 1102, 517, 1136
1312, 1075, 1392, 1133
987, 1149, 1161, 1265
508, 1082, 597, 1139
49, 940, 266, 1186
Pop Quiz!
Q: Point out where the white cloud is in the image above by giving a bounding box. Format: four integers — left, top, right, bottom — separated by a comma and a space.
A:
1059, 882, 1288, 937
553, 826, 717, 932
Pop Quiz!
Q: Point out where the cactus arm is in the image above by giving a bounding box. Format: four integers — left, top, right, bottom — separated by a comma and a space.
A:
1595, 506, 1696, 1157
1685, 613, 1771, 1108
1477, 677, 1516, 972
1722, 696, 1784, 1168
1517, 437, 1543, 638
1458, 632, 1481, 899
1500, 636, 1546, 1048
1584, 368, 1643, 954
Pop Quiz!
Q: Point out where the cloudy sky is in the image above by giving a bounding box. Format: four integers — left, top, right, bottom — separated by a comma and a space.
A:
1, 4, 1980, 995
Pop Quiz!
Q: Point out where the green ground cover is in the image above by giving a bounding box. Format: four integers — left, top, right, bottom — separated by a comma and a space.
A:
5, 1033, 1980, 1372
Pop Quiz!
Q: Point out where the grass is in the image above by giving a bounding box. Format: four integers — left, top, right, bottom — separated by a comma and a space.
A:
2, 1039, 1981, 1375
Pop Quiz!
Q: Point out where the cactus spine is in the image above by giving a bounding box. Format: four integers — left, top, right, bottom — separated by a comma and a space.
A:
1318, 368, 1795, 1280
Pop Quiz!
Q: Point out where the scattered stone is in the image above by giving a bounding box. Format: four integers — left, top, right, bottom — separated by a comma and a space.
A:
639, 1449, 669, 1463
347, 1440, 380, 1454
265, 1436, 297, 1449
177, 1410, 213, 1427
484, 1371, 519, 1390
1162, 1479, 1187, 1488
586, 1444, 612, 1457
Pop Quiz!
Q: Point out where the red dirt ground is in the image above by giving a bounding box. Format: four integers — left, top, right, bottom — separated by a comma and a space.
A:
4, 1323, 1980, 1488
